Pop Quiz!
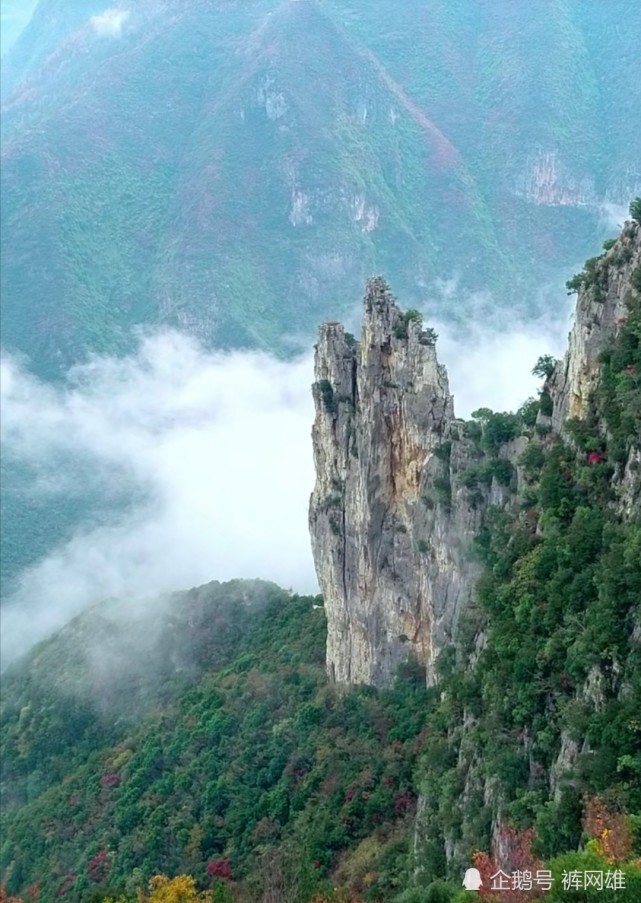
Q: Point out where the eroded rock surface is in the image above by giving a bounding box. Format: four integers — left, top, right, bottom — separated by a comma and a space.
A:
309, 278, 490, 687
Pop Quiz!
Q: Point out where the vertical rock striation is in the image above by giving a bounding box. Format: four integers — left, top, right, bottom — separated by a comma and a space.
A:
310, 221, 640, 691
549, 219, 641, 519
309, 278, 490, 687
309, 218, 641, 879
550, 219, 641, 432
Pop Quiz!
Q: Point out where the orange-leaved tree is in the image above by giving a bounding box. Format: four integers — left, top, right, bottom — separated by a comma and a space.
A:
583, 796, 633, 864
138, 876, 214, 903
0, 886, 24, 903
103, 875, 216, 903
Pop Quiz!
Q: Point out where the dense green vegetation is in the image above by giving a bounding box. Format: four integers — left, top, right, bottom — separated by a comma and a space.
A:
1, 583, 430, 902
414, 244, 641, 893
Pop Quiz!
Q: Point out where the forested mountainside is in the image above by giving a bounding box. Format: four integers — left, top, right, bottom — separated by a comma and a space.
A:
3, 0, 639, 613
2, 212, 640, 903
1, 0, 639, 379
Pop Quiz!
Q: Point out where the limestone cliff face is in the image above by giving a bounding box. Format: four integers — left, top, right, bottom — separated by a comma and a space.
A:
548, 219, 641, 521
517, 149, 595, 207
543, 219, 641, 797
309, 278, 497, 688
550, 219, 641, 432
310, 222, 640, 691
516, 149, 641, 210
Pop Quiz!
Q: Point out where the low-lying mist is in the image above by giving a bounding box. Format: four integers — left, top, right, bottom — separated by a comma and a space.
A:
0, 303, 572, 666
1, 334, 317, 667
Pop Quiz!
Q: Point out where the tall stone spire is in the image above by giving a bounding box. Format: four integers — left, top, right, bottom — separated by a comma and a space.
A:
309, 278, 488, 687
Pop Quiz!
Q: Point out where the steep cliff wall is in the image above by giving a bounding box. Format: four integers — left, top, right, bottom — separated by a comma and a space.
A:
549, 219, 641, 522
550, 219, 641, 432
309, 278, 513, 687
412, 217, 641, 880
310, 220, 640, 692
540, 216, 641, 818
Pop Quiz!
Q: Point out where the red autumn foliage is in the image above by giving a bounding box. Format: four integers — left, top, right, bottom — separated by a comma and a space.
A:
412, 725, 430, 753
99, 773, 121, 788
472, 826, 546, 901
88, 848, 110, 883
559, 672, 573, 689
321, 772, 339, 795
472, 850, 497, 898
393, 790, 416, 816
343, 785, 358, 804
587, 451, 605, 464
0, 885, 25, 903
206, 858, 233, 880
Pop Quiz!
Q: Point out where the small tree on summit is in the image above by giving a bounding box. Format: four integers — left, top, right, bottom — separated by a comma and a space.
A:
532, 355, 557, 380
630, 197, 641, 225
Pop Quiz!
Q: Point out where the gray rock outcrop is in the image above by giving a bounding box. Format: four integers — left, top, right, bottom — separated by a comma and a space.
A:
550, 220, 641, 432
309, 278, 493, 687
310, 219, 640, 691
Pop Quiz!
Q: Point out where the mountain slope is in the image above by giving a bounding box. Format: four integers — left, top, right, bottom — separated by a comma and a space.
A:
0, 0, 38, 59
2, 0, 639, 378
0, 0, 489, 378
309, 212, 641, 889
414, 219, 641, 886
0, 581, 428, 902
2, 217, 640, 903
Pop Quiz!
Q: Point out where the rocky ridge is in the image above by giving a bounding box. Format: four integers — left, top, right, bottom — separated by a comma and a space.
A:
550, 219, 640, 433
310, 219, 640, 690
550, 218, 641, 520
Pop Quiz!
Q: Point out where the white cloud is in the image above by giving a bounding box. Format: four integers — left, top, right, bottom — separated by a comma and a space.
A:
597, 202, 629, 233
0, 296, 573, 665
407, 275, 574, 417
436, 308, 573, 419
1, 334, 318, 666
90, 7, 130, 38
